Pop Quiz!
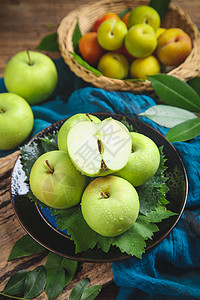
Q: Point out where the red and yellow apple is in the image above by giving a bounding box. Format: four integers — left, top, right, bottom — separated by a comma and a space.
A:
97, 52, 129, 79
97, 19, 128, 51
125, 23, 157, 58
130, 55, 160, 79
78, 32, 105, 66
156, 28, 192, 66
92, 12, 120, 32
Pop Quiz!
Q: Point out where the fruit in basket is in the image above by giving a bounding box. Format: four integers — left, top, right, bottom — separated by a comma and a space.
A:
67, 117, 132, 177
4, 51, 58, 105
156, 28, 166, 39
92, 12, 120, 32
125, 24, 157, 58
130, 55, 160, 79
0, 93, 34, 150
97, 52, 129, 79
114, 132, 160, 186
81, 176, 140, 237
156, 28, 192, 66
57, 113, 101, 152
121, 11, 131, 27
29, 150, 86, 209
97, 19, 128, 51
128, 5, 160, 31
78, 32, 105, 66
116, 44, 135, 62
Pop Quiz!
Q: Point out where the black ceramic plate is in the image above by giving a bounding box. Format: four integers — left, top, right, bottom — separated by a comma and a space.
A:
10, 113, 188, 262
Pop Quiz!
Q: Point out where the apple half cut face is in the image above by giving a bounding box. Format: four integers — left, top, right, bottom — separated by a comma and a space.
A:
67, 117, 132, 177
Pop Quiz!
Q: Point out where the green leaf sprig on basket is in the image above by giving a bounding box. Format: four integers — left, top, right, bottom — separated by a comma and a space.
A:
20, 121, 177, 259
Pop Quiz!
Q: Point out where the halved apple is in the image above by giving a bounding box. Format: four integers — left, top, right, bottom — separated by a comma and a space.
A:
67, 117, 132, 177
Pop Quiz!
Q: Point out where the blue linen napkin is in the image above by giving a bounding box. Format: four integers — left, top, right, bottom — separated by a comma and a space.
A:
1, 57, 200, 299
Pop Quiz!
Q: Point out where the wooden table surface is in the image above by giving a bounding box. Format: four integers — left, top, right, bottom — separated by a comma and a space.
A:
0, 1, 199, 299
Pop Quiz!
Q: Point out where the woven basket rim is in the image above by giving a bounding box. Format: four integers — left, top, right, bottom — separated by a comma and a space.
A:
57, 0, 200, 92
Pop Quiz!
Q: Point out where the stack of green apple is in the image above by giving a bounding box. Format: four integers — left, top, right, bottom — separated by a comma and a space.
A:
0, 50, 58, 151
78, 5, 192, 80
29, 113, 161, 238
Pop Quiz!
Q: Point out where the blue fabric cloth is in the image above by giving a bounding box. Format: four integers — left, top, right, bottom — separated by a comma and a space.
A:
1, 57, 200, 299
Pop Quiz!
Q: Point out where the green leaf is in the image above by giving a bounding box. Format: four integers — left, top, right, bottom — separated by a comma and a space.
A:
149, 0, 171, 20
3, 270, 28, 295
139, 105, 197, 128
45, 253, 66, 300
166, 117, 200, 142
187, 77, 200, 97
62, 258, 78, 285
118, 8, 132, 19
120, 117, 133, 132
70, 278, 90, 300
81, 285, 102, 300
24, 266, 46, 299
137, 149, 169, 214
124, 78, 146, 82
112, 215, 158, 258
51, 206, 102, 254
45, 252, 77, 300
147, 74, 200, 112
8, 234, 45, 261
72, 20, 82, 52
36, 32, 59, 52
145, 205, 177, 222
69, 52, 102, 76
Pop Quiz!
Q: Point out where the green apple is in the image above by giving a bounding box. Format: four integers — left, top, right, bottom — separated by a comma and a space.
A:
4, 51, 58, 105
29, 150, 86, 209
57, 113, 101, 152
128, 5, 160, 31
0, 93, 34, 150
67, 117, 132, 177
114, 132, 160, 186
97, 52, 129, 79
125, 23, 157, 58
97, 19, 128, 51
81, 176, 140, 237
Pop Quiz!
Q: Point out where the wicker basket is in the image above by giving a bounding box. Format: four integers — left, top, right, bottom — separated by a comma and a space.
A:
57, 0, 200, 92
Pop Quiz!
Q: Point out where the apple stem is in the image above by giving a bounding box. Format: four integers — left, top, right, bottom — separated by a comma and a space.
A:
0, 109, 4, 113
86, 113, 93, 122
101, 191, 110, 198
26, 50, 33, 66
45, 160, 54, 174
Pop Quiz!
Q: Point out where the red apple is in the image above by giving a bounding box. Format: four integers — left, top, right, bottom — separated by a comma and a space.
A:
92, 12, 120, 32
78, 32, 105, 66
116, 44, 135, 62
